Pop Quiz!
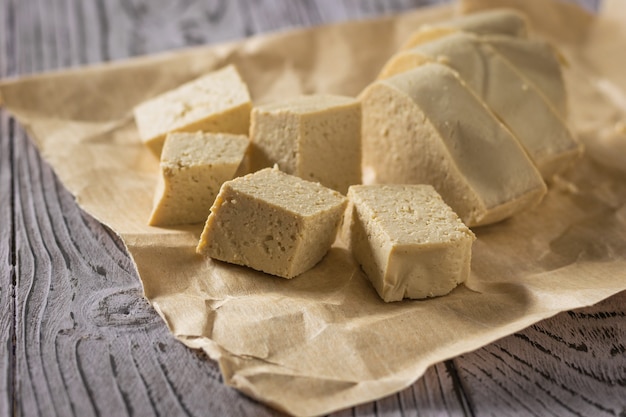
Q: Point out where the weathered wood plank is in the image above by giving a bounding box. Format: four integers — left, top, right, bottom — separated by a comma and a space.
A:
454, 290, 626, 417
1, 1, 15, 416
0, 115, 14, 417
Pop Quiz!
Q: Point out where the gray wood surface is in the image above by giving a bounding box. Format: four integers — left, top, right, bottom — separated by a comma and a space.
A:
1, 112, 14, 417
1, 0, 625, 416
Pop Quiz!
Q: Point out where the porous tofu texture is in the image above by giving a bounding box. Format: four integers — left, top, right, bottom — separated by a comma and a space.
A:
149, 132, 249, 227
197, 167, 348, 279
345, 185, 475, 302
249, 94, 361, 194
133, 64, 252, 156
359, 63, 547, 227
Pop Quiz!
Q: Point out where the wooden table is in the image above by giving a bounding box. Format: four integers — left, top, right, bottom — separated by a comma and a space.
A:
1, 0, 624, 416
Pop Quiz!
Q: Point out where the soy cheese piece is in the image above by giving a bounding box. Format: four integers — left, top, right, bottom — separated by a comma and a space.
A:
360, 63, 547, 227
249, 94, 361, 194
197, 167, 347, 279
485, 35, 568, 118
379, 33, 581, 179
134, 65, 252, 156
400, 9, 528, 50
149, 132, 249, 226
345, 185, 475, 302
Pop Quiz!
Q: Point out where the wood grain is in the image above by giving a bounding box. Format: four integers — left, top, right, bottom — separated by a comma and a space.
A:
1, 114, 15, 417
1, 1, 15, 413
456, 290, 626, 417
2, 0, 624, 416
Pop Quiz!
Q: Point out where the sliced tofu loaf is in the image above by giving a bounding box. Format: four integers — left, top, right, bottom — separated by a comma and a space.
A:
379, 32, 581, 179
359, 63, 547, 227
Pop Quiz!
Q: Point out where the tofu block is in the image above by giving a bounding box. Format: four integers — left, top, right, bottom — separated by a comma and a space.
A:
400, 9, 528, 50
345, 184, 475, 302
196, 167, 348, 279
379, 32, 581, 179
359, 63, 547, 227
249, 94, 361, 194
149, 132, 249, 227
133, 65, 252, 156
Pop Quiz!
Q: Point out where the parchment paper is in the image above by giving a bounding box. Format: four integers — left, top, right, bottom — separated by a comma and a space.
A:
1, 0, 626, 415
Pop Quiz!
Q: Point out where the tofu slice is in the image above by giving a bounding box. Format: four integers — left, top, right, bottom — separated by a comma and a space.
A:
359, 63, 547, 227
344, 184, 475, 302
379, 32, 581, 179
249, 94, 361, 194
133, 65, 252, 156
149, 132, 249, 227
197, 167, 348, 279
400, 9, 528, 50
485, 35, 569, 118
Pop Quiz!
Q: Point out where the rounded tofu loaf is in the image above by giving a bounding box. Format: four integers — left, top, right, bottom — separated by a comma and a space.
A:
344, 185, 475, 302
379, 32, 581, 179
133, 64, 252, 157
149, 132, 249, 227
249, 94, 361, 195
196, 167, 348, 279
359, 63, 547, 227
400, 9, 529, 50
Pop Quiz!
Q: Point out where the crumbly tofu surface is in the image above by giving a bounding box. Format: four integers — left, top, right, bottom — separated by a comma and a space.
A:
359, 63, 547, 227
400, 9, 528, 50
345, 184, 475, 302
249, 94, 361, 194
196, 167, 348, 279
380, 32, 581, 179
133, 65, 252, 156
149, 132, 249, 227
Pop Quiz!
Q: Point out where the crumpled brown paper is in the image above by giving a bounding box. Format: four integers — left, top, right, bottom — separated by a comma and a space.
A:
1, 1, 626, 416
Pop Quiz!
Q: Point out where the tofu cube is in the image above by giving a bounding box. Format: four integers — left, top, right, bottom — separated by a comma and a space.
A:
344, 184, 475, 302
197, 167, 348, 279
134, 64, 252, 156
149, 132, 249, 226
249, 94, 361, 194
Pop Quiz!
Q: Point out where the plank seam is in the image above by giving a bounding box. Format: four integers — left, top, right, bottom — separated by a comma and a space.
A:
445, 360, 475, 417
9, 116, 17, 417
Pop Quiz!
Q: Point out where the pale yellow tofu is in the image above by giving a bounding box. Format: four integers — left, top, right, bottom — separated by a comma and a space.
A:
149, 132, 249, 227
379, 32, 581, 179
249, 94, 361, 194
197, 167, 348, 279
134, 65, 252, 156
400, 9, 528, 50
359, 63, 547, 227
344, 184, 475, 302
